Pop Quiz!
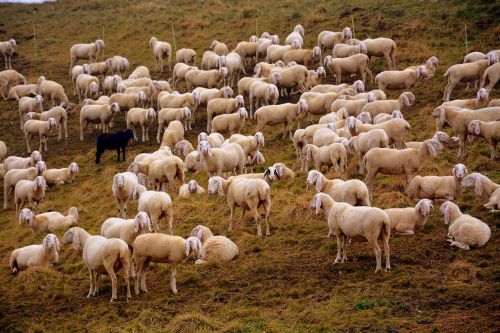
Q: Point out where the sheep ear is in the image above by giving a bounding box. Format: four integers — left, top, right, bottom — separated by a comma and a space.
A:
72, 231, 80, 251
439, 108, 446, 124
427, 142, 437, 156
133, 216, 140, 233
196, 229, 203, 240
444, 206, 450, 225
474, 176, 483, 195
185, 239, 191, 257
43, 236, 50, 249
315, 175, 323, 192
217, 179, 224, 196
474, 122, 480, 135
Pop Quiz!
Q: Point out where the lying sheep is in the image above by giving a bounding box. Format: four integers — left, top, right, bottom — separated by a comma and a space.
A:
133, 185, 174, 233
19, 207, 78, 233
126, 107, 156, 142
23, 118, 57, 153
324, 54, 372, 84
255, 100, 308, 139
18, 95, 43, 129
211, 107, 248, 135
112, 172, 139, 218
208, 176, 272, 236
311, 193, 390, 273
375, 66, 427, 90
361, 92, 415, 118
4, 150, 42, 172
302, 143, 347, 177
133, 233, 200, 294
9, 234, 59, 273
363, 139, 443, 196
62, 227, 131, 302
461, 173, 499, 211
8, 83, 39, 100
467, 119, 499, 159
80, 103, 120, 141
190, 225, 238, 263
408, 164, 468, 201
4, 161, 46, 209
348, 129, 389, 173
198, 140, 245, 176
25, 105, 68, 141
179, 180, 205, 198
15, 176, 46, 215
440, 201, 491, 250
384, 199, 433, 235
307, 170, 370, 206
43, 162, 79, 185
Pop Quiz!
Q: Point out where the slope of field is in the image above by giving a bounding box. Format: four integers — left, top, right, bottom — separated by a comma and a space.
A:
0, 0, 499, 332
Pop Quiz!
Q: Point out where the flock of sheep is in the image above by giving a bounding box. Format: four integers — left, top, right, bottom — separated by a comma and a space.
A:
0, 22, 499, 302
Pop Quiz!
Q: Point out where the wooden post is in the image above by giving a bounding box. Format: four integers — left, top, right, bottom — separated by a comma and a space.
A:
351, 15, 356, 39
256, 18, 259, 37
464, 24, 468, 55
102, 25, 105, 60
171, 24, 177, 54
33, 24, 37, 58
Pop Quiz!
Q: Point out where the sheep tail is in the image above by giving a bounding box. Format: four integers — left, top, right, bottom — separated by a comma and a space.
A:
9, 255, 18, 274
443, 68, 450, 77
359, 187, 371, 207
258, 186, 270, 202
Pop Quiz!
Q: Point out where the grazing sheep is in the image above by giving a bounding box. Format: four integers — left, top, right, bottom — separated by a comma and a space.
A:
88, 61, 109, 77
441, 88, 489, 109
148, 156, 185, 193
126, 107, 156, 142
23, 118, 57, 153
210, 40, 229, 56
330, 93, 375, 117
190, 225, 238, 263
176, 48, 197, 65
375, 66, 427, 90
305, 66, 327, 89
3, 161, 46, 209
4, 150, 42, 172
270, 64, 310, 96
15, 176, 46, 215
9, 234, 59, 273
311, 193, 390, 273
80, 103, 120, 140
299, 92, 341, 122
440, 201, 491, 250
96, 129, 134, 164
347, 129, 389, 173
406, 131, 450, 150
133, 233, 200, 294
198, 140, 245, 176
211, 107, 248, 135
467, 120, 499, 159
407, 56, 439, 78
7, 83, 39, 100
43, 162, 79, 185
179, 180, 205, 198
283, 47, 321, 67
235, 41, 258, 66
372, 110, 403, 124
408, 164, 468, 201
249, 81, 279, 116
324, 54, 372, 84
185, 68, 227, 91
266, 42, 301, 63
193, 86, 233, 107
103, 75, 122, 95
461, 173, 500, 211
25, 106, 68, 141
1, 39, 16, 69
345, 116, 411, 149
331, 42, 367, 58
129, 66, 150, 79
157, 91, 200, 130
160, 120, 185, 150
19, 207, 78, 233
62, 227, 131, 302
307, 170, 370, 206
363, 139, 443, 196
18, 95, 43, 129
384, 199, 433, 235
133, 185, 174, 233
38, 77, 70, 107
112, 172, 139, 218
0, 69, 26, 99
432, 105, 500, 158
208, 176, 272, 236
255, 100, 307, 139
69, 39, 104, 74
311, 80, 364, 93
362, 37, 397, 69
361, 92, 415, 118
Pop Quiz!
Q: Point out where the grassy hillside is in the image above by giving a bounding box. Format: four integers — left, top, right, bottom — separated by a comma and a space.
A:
0, 0, 499, 332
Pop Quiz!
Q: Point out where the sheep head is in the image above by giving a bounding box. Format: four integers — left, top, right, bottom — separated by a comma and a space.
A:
185, 236, 202, 257
452, 164, 468, 180
461, 173, 483, 195
391, 110, 403, 119
198, 140, 212, 156
188, 180, 199, 193
254, 132, 265, 146
297, 99, 308, 114
476, 88, 488, 100
208, 176, 224, 196
43, 234, 60, 252
36, 161, 47, 175
62, 227, 81, 251
134, 211, 152, 233
310, 193, 323, 215
357, 112, 372, 124
34, 176, 46, 191
19, 208, 33, 227
31, 150, 42, 163
415, 199, 433, 218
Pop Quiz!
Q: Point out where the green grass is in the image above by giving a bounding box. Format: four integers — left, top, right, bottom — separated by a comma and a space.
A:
0, 0, 499, 332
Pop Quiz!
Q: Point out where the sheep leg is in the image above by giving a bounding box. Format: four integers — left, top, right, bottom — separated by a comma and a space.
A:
248, 202, 262, 237
43, 135, 48, 151
334, 235, 343, 263
166, 209, 173, 235
370, 238, 382, 273
93, 272, 100, 296
382, 232, 391, 271
104, 262, 118, 302
341, 235, 348, 263
383, 52, 393, 70
228, 205, 235, 231
447, 239, 470, 250
87, 267, 94, 298
25, 132, 31, 153
170, 264, 178, 294
489, 140, 497, 159
458, 133, 466, 158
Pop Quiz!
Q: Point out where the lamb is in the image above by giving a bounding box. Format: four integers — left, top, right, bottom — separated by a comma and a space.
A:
198, 140, 245, 177
384, 199, 433, 235
255, 100, 308, 139
3, 161, 46, 209
62, 227, 131, 302
208, 176, 271, 236
317, 28, 353, 61
441, 88, 489, 109
372, 110, 404, 124
18, 95, 43, 129
363, 139, 443, 196
406, 131, 450, 150
8, 83, 39, 100
75, 74, 99, 102
38, 77, 70, 107
375, 66, 427, 90
133, 185, 174, 233
80, 103, 120, 141
481, 62, 500, 92
249, 81, 279, 116
126, 107, 156, 142
431, 105, 500, 158
112, 172, 139, 218
407, 164, 468, 201
311, 193, 390, 273
442, 52, 498, 101
0, 69, 26, 99
43, 162, 79, 185
348, 129, 389, 173
25, 105, 68, 141
19, 207, 78, 233
283, 47, 321, 67
439, 201, 491, 250
160, 120, 185, 150
211, 107, 248, 135
362, 37, 397, 69
331, 42, 367, 58
461, 173, 500, 211
148, 156, 185, 193
311, 80, 365, 94
9, 234, 59, 273
96, 129, 134, 164
302, 143, 347, 177
324, 54, 372, 84
206, 95, 245, 132
14, 176, 46, 215
1, 39, 16, 69
307, 170, 370, 206
285, 24, 305, 47
23, 118, 57, 153
467, 120, 500, 159
4, 150, 42, 172
178, 180, 205, 198
190, 225, 238, 263
68, 39, 104, 74
361, 92, 415, 118
133, 233, 200, 294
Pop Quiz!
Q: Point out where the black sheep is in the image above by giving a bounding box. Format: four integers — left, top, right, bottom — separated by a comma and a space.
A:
96, 129, 134, 164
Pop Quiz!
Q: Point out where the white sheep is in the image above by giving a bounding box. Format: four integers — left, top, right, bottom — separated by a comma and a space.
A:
481, 62, 500, 92
129, 66, 150, 79
361, 92, 415, 118
9, 234, 59, 273
75, 73, 99, 103
269, 64, 309, 96
71, 64, 91, 94
7, 82, 39, 100
331, 42, 367, 58
467, 120, 499, 159
408, 164, 468, 201
384, 199, 433, 235
311, 193, 390, 273
249, 80, 279, 116
198, 140, 245, 176
148, 156, 185, 193
302, 143, 347, 177
441, 88, 489, 109
324, 54, 372, 84
38, 77, 70, 107
406, 131, 449, 150
198, 131, 225, 148
185, 67, 227, 91
208, 176, 272, 237
133, 233, 200, 294
105, 55, 129, 76
0, 140, 6, 162
375, 66, 427, 90
255, 100, 308, 139
362, 37, 397, 69
193, 86, 234, 107
347, 129, 389, 173
3, 161, 46, 209
15, 176, 46, 215
160, 120, 185, 149
345, 116, 411, 149
133, 185, 174, 233
176, 48, 197, 65
18, 95, 43, 129
19, 207, 78, 233
178, 180, 205, 198
285, 24, 305, 47
62, 227, 131, 302
210, 40, 229, 55
25, 105, 68, 141
126, 107, 156, 142
4, 150, 42, 172
23, 118, 57, 153
461, 173, 499, 211
0, 69, 26, 99
211, 107, 248, 135
103, 75, 122, 95
112, 172, 139, 218
440, 201, 491, 250
317, 28, 353, 60
157, 91, 200, 130
311, 80, 364, 93
80, 103, 120, 140
43, 162, 79, 185
190, 225, 239, 263
406, 56, 439, 78
206, 95, 244, 132
69, 39, 104, 74
0, 39, 16, 69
